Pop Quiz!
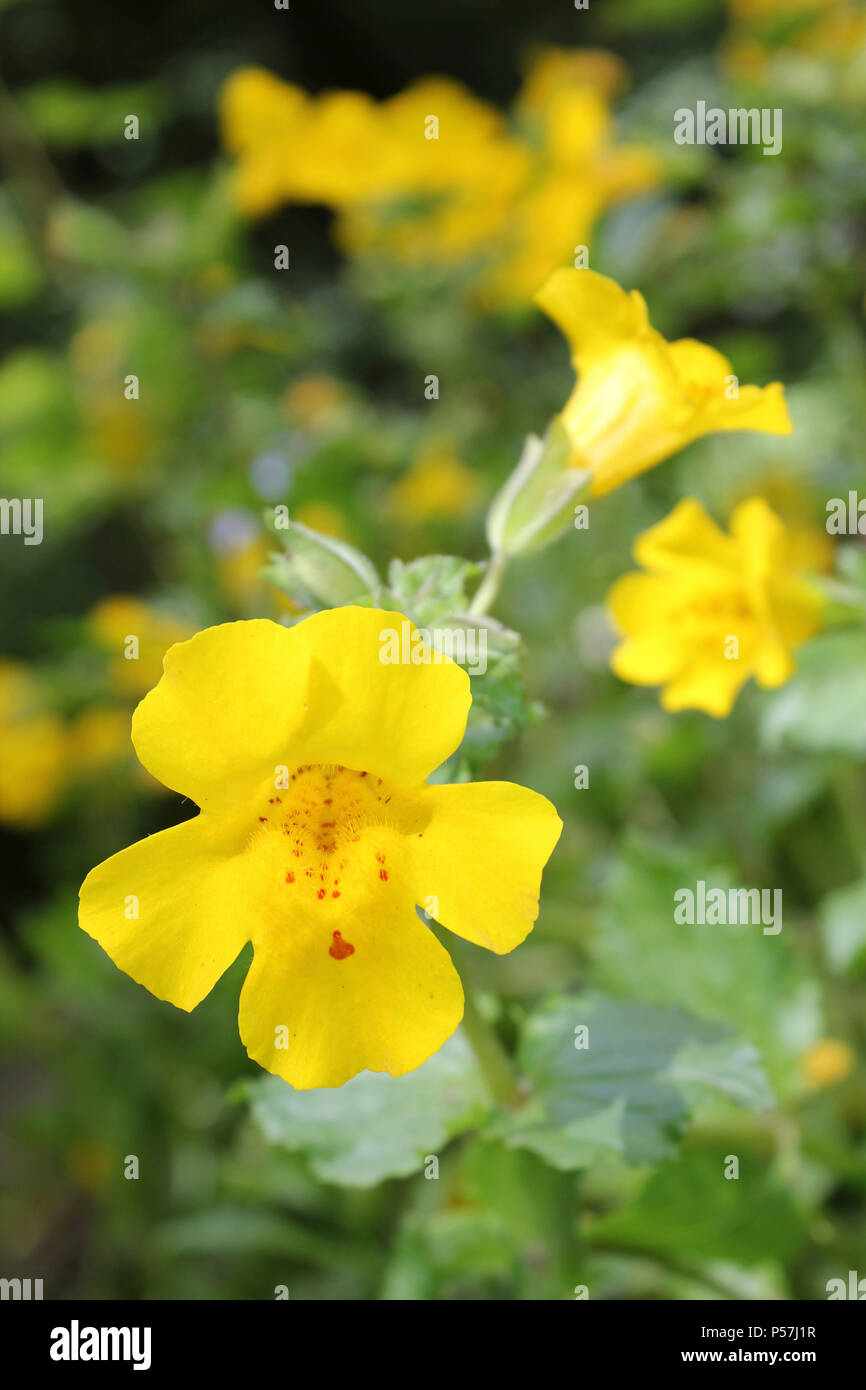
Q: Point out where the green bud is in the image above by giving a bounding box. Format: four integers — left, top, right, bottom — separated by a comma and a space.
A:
264, 519, 380, 609
486, 417, 592, 558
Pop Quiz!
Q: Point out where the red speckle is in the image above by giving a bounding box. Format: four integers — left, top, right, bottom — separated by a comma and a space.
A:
379, 869, 388, 882
329, 931, 354, 960
285, 872, 295, 884
360, 771, 367, 777
332, 890, 340, 899
317, 888, 326, 900
258, 817, 268, 823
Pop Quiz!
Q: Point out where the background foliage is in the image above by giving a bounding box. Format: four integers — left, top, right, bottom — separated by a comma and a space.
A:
1, 0, 865, 1300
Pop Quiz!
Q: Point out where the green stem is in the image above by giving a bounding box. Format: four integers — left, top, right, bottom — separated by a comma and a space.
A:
468, 550, 508, 618
459, 974, 526, 1111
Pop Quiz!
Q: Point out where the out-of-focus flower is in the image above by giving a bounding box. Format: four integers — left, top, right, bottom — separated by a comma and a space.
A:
210, 511, 299, 617
282, 375, 348, 430
68, 706, 132, 774
537, 268, 792, 497
389, 444, 481, 522
79, 610, 562, 1088
800, 1037, 855, 1088
292, 502, 349, 539
723, 0, 866, 90
607, 497, 825, 717
87, 596, 196, 696
220, 53, 661, 307
0, 662, 67, 827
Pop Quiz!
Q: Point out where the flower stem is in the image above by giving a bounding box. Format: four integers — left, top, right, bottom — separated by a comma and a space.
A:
468, 550, 508, 618
459, 975, 526, 1112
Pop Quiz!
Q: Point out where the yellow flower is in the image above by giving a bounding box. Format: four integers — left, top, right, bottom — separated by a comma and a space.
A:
536, 269, 793, 497
78, 609, 562, 1088
0, 662, 67, 826
282, 374, 348, 429
389, 444, 481, 522
800, 1037, 855, 1089
607, 497, 824, 717
87, 596, 196, 697
68, 706, 132, 773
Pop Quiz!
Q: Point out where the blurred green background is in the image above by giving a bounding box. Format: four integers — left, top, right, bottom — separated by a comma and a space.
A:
2, 0, 866, 1300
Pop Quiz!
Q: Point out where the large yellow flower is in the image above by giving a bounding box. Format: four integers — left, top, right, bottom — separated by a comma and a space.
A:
536, 269, 793, 497
607, 497, 824, 716
78, 609, 561, 1088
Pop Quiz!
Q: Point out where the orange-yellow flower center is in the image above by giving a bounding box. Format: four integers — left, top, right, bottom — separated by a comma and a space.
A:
249, 764, 428, 937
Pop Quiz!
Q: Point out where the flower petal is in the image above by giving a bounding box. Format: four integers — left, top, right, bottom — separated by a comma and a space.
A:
287, 606, 472, 788
238, 878, 464, 1088
79, 815, 252, 1011
535, 267, 650, 362
410, 781, 562, 953
633, 498, 737, 574
132, 620, 314, 810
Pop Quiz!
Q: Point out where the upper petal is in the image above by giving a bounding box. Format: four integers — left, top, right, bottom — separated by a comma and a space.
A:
409, 780, 563, 953
132, 620, 314, 810
287, 606, 472, 789
535, 267, 651, 364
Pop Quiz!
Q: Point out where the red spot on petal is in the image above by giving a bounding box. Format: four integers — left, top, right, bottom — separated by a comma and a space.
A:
379, 868, 388, 881
258, 817, 268, 822
332, 890, 340, 898
329, 931, 354, 959
285, 872, 295, 884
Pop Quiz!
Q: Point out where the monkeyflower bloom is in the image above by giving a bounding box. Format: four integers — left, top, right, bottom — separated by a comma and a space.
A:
536, 269, 792, 497
79, 609, 561, 1088
607, 497, 824, 717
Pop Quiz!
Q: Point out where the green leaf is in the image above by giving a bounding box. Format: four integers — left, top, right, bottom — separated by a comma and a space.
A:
819, 876, 866, 976
762, 630, 866, 755
587, 1141, 806, 1267
594, 836, 821, 1090
265, 519, 380, 607
494, 994, 773, 1170
246, 1032, 491, 1187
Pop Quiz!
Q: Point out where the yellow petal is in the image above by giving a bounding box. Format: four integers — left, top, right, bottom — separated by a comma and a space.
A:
410, 781, 562, 953
633, 497, 737, 574
661, 654, 751, 718
535, 267, 650, 362
79, 815, 252, 1010
131, 620, 315, 811
238, 858, 464, 1088
286, 607, 472, 789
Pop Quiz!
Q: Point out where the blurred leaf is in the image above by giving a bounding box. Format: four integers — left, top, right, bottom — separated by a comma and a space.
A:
594, 836, 822, 1088
819, 876, 866, 976
494, 994, 773, 1170
762, 630, 866, 755
587, 1142, 806, 1266
246, 1032, 490, 1186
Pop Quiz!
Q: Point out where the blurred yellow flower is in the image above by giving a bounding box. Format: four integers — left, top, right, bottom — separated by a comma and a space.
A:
0, 662, 67, 827
79, 610, 561, 1088
292, 502, 349, 539
537, 268, 792, 497
220, 54, 661, 306
68, 707, 132, 774
800, 1037, 855, 1088
607, 497, 824, 717
87, 596, 195, 696
282, 374, 348, 429
389, 444, 481, 522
